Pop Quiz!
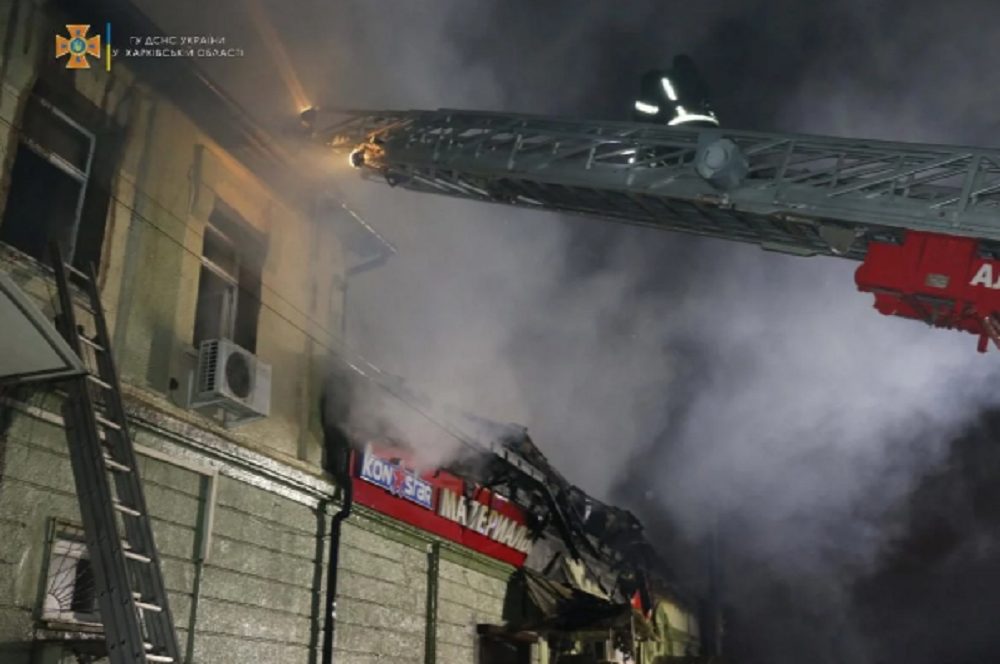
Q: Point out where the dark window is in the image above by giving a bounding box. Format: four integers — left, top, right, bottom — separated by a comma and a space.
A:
22, 97, 92, 172
0, 96, 93, 264
0, 145, 83, 260
0, 81, 119, 273
69, 557, 97, 614
193, 203, 264, 352
478, 634, 532, 664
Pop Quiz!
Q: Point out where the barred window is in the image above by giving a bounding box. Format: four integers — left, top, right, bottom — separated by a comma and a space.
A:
40, 522, 101, 626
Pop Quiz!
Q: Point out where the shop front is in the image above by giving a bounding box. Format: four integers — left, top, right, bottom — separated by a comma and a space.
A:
499, 567, 656, 664
334, 441, 706, 663
330, 442, 540, 662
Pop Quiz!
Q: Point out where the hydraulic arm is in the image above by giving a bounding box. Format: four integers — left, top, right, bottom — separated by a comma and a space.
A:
308, 108, 1000, 351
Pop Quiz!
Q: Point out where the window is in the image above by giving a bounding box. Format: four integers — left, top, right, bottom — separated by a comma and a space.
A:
40, 523, 101, 626
0, 73, 121, 273
193, 202, 264, 352
0, 96, 94, 266
478, 633, 532, 664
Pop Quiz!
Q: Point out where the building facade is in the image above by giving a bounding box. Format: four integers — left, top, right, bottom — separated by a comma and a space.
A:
0, 0, 347, 661
0, 1, 517, 662
0, 2, 709, 663
339, 442, 530, 663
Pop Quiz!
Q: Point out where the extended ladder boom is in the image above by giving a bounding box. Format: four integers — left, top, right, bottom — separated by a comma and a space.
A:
312, 109, 1000, 258
309, 109, 1000, 351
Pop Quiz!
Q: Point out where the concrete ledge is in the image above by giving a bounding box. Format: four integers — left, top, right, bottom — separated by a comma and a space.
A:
1, 392, 336, 509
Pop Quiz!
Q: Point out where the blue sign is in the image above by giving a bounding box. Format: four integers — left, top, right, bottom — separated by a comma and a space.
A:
359, 447, 434, 510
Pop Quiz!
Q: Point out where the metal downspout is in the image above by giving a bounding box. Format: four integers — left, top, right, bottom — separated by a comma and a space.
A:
321, 449, 353, 664
184, 470, 218, 662
322, 197, 393, 662
424, 541, 440, 664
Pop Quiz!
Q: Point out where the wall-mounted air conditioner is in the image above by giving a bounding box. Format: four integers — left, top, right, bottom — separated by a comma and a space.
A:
190, 338, 271, 426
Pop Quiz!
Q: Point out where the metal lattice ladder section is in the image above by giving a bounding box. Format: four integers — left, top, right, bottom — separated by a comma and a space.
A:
51, 247, 181, 664
314, 109, 1000, 259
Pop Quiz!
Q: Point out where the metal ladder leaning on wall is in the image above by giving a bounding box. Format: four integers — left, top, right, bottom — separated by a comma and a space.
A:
50, 246, 181, 664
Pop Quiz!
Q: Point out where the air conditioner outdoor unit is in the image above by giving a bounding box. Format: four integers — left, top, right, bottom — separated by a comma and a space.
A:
191, 338, 271, 426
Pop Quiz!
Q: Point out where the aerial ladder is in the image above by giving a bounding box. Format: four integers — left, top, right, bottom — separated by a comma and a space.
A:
305, 107, 1000, 353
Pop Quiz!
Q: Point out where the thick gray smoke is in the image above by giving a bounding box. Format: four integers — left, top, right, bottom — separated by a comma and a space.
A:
321, 3, 1000, 660
133, 1, 1000, 660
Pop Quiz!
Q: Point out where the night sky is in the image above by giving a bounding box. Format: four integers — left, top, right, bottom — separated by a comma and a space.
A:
134, 2, 1000, 661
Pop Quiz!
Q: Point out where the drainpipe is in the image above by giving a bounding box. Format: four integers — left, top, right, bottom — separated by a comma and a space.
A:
184, 469, 218, 663
319, 248, 387, 662
321, 447, 353, 664
424, 541, 440, 664
320, 244, 387, 664
321, 197, 393, 663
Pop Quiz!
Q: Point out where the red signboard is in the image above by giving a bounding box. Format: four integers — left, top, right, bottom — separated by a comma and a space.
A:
351, 444, 531, 567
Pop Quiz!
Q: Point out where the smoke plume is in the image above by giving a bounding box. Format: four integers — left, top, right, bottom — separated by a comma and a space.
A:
133, 0, 1000, 661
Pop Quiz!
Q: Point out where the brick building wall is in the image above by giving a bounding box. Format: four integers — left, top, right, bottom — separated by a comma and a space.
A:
0, 2, 533, 663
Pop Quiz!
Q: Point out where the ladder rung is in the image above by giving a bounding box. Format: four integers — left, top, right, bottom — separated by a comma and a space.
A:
102, 455, 130, 473
64, 263, 91, 281
86, 374, 113, 391
123, 549, 152, 564
95, 414, 121, 431
132, 594, 163, 613
113, 500, 142, 517
79, 335, 106, 352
